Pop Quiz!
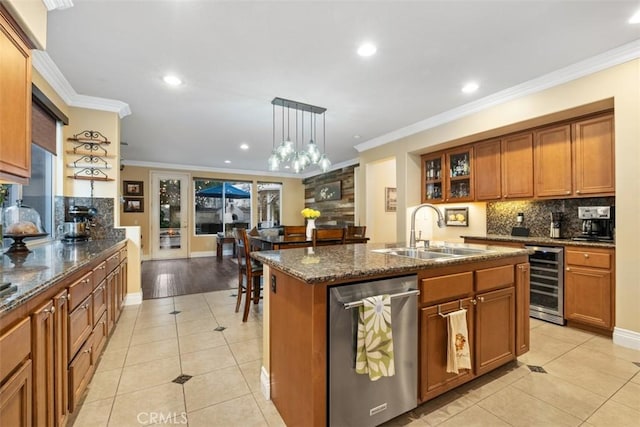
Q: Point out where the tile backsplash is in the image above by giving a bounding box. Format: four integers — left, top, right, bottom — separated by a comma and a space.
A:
487, 197, 615, 239
55, 196, 125, 241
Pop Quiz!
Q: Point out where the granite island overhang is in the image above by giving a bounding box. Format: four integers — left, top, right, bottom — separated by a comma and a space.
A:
251, 242, 532, 426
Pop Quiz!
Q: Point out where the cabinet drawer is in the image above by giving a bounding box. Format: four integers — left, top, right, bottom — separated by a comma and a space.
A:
476, 265, 514, 292
0, 318, 31, 381
92, 312, 108, 361
68, 297, 93, 360
566, 249, 611, 269
420, 272, 473, 305
68, 333, 94, 413
92, 281, 107, 327
68, 272, 93, 311
106, 252, 120, 273
92, 261, 107, 289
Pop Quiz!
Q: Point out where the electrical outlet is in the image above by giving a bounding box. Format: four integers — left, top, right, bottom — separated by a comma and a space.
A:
517, 213, 524, 223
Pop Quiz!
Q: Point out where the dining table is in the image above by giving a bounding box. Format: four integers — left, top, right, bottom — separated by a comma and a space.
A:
249, 234, 368, 251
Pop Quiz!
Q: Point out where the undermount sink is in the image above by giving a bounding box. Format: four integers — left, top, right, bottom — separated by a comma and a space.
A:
372, 246, 493, 260
371, 248, 456, 260
425, 247, 488, 256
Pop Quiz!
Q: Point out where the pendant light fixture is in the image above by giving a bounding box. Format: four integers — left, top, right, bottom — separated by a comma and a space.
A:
270, 97, 330, 173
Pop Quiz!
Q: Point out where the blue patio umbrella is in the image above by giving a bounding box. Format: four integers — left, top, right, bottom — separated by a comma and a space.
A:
196, 183, 251, 199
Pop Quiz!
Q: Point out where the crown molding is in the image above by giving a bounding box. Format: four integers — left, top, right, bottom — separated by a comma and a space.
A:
42, 0, 74, 11
354, 39, 640, 153
32, 50, 131, 118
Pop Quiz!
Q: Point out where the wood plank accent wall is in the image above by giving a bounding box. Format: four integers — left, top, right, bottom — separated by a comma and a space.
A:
302, 165, 357, 226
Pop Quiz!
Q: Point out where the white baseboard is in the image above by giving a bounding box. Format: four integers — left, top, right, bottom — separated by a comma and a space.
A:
613, 327, 640, 350
260, 366, 270, 400
124, 292, 143, 306
190, 251, 216, 258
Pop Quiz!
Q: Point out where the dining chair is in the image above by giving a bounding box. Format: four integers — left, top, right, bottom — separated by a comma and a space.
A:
346, 225, 367, 238
283, 225, 306, 237
234, 228, 264, 322
312, 228, 346, 247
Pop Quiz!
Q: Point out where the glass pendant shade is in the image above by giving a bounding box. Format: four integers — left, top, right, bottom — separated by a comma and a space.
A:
291, 153, 304, 174
277, 139, 294, 161
306, 140, 321, 164
298, 150, 311, 169
267, 150, 280, 171
318, 153, 331, 172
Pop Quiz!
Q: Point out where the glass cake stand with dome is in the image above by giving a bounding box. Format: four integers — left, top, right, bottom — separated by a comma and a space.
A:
3, 200, 48, 253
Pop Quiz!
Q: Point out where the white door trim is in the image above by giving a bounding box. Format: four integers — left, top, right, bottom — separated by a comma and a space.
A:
150, 171, 191, 260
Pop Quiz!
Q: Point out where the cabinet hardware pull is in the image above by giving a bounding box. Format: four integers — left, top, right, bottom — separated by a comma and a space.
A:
60, 294, 67, 301
566, 191, 571, 194
437, 299, 465, 317
584, 253, 589, 258
82, 303, 90, 310
576, 190, 581, 194
566, 267, 571, 271
44, 306, 55, 314
471, 299, 477, 305
478, 296, 485, 303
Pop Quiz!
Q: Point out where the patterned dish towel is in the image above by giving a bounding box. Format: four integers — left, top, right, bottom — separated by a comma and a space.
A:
355, 294, 395, 381
446, 309, 472, 374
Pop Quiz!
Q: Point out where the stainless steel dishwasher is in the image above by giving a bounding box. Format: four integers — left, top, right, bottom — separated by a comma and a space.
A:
328, 275, 418, 427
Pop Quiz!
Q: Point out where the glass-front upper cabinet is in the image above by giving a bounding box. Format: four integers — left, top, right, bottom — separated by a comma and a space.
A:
421, 153, 445, 203
445, 146, 474, 202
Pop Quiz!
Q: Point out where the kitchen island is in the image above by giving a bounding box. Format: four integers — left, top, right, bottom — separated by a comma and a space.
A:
252, 242, 531, 426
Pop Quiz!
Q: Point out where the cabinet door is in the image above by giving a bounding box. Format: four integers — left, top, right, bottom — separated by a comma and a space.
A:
419, 299, 475, 402
0, 360, 32, 427
92, 281, 107, 327
0, 10, 32, 180
515, 263, 530, 356
68, 334, 94, 413
501, 133, 533, 199
573, 114, 615, 196
32, 300, 55, 427
68, 297, 92, 361
565, 267, 612, 330
474, 139, 501, 201
475, 287, 515, 376
534, 124, 572, 198
422, 152, 445, 203
445, 147, 474, 202
53, 290, 69, 427
106, 272, 116, 334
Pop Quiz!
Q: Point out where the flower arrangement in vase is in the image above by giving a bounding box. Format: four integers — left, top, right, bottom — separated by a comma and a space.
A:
301, 208, 321, 239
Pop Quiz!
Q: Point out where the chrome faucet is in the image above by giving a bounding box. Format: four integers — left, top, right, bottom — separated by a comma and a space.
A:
409, 203, 446, 248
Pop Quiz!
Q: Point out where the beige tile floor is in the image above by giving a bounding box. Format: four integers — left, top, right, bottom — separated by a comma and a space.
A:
72, 290, 640, 426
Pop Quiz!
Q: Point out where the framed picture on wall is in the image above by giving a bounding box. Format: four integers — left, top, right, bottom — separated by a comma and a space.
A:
385, 187, 397, 212
445, 207, 469, 226
123, 180, 144, 196
123, 197, 144, 213
315, 181, 342, 201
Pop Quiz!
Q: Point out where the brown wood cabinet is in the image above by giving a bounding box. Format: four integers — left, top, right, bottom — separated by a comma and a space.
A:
565, 246, 615, 331
573, 114, 615, 196
534, 124, 573, 198
515, 263, 530, 356
31, 300, 55, 427
422, 152, 445, 202
417, 259, 526, 403
501, 132, 534, 199
0, 8, 32, 181
0, 243, 127, 424
474, 139, 502, 201
0, 318, 32, 427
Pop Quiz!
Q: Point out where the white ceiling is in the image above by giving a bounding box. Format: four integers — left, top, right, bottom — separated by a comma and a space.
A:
44, 1, 640, 176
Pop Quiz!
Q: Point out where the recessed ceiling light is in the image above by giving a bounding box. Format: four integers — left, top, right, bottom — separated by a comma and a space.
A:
163, 75, 182, 86
224, 160, 231, 164
284, 165, 290, 169
357, 43, 377, 57
462, 82, 479, 94
630, 10, 640, 24
240, 143, 249, 150
353, 135, 361, 139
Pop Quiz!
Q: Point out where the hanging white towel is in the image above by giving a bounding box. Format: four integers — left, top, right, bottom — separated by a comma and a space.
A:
446, 309, 472, 374
355, 294, 395, 381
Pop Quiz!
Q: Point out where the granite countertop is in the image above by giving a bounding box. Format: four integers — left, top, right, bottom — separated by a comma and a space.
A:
251, 241, 531, 285
0, 238, 126, 315
461, 234, 615, 249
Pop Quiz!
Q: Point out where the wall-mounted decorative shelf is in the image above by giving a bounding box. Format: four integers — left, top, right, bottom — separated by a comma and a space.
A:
66, 130, 116, 192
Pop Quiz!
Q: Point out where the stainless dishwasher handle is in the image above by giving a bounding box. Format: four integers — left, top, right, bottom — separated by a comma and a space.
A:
343, 289, 420, 310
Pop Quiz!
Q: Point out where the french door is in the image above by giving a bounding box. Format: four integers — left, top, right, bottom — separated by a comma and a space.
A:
150, 171, 190, 259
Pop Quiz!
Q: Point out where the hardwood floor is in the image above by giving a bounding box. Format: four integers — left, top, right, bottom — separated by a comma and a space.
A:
141, 256, 238, 299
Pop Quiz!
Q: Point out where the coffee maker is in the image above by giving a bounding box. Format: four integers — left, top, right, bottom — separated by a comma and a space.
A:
549, 212, 562, 239
575, 206, 614, 241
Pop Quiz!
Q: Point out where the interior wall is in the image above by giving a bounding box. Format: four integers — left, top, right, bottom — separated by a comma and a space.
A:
365, 157, 396, 243
302, 165, 358, 226
119, 165, 305, 258
359, 59, 640, 338
3, 0, 47, 48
